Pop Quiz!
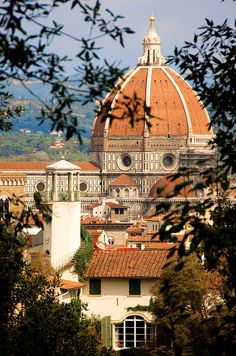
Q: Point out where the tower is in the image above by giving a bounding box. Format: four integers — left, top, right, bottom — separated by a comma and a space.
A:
43, 160, 81, 269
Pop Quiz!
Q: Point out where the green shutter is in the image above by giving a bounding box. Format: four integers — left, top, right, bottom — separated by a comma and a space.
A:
89, 278, 101, 295
129, 279, 141, 295
101, 316, 112, 347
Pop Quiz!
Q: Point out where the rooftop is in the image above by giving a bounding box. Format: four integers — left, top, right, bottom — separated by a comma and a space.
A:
86, 250, 174, 278
60, 279, 84, 290
46, 159, 80, 171
0, 161, 100, 172
110, 174, 137, 186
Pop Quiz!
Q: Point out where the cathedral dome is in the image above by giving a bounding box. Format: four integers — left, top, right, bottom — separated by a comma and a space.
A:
92, 16, 212, 141
91, 15, 214, 181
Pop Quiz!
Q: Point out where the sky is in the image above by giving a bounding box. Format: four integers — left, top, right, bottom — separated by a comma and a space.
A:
35, 0, 235, 73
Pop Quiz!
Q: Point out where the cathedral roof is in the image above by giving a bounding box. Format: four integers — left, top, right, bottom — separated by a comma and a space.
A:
75, 161, 100, 172
93, 66, 211, 138
92, 16, 212, 140
0, 161, 100, 172
110, 174, 137, 186
0, 161, 50, 171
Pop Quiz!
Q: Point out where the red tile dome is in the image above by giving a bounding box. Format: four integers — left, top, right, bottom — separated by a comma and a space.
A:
92, 15, 212, 142
149, 175, 197, 199
92, 65, 211, 139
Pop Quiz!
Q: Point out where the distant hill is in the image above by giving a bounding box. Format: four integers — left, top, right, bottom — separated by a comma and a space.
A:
0, 79, 97, 161
8, 79, 95, 138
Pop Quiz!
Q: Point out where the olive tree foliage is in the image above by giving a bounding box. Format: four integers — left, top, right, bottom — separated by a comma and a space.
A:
0, 92, 23, 131
170, 14, 236, 175
0, 222, 114, 356
156, 0, 236, 282
152, 254, 223, 356
154, 1, 236, 353
0, 0, 136, 139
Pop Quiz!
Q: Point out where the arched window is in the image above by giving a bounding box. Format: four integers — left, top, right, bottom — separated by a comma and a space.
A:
115, 188, 120, 197
107, 237, 114, 245
115, 315, 154, 349
124, 188, 129, 198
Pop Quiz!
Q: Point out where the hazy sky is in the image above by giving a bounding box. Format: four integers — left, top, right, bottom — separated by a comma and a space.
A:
41, 0, 235, 73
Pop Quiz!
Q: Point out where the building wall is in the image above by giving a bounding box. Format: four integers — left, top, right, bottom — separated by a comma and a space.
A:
43, 201, 81, 269
81, 277, 156, 320
0, 175, 25, 214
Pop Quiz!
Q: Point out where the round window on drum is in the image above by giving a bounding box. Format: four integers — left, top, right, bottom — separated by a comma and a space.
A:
36, 181, 46, 192
162, 153, 177, 170
117, 153, 133, 171
80, 182, 88, 192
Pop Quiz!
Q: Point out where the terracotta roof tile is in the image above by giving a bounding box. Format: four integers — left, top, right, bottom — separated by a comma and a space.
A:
0, 162, 50, 171
92, 66, 212, 139
0, 161, 100, 172
86, 250, 174, 278
89, 204, 101, 209
60, 279, 83, 290
97, 244, 132, 251
145, 242, 178, 250
75, 161, 100, 171
167, 68, 211, 135
81, 217, 107, 224
110, 174, 137, 186
149, 175, 197, 199
108, 69, 147, 137
127, 236, 152, 242
149, 68, 188, 136
106, 202, 128, 209
126, 227, 144, 233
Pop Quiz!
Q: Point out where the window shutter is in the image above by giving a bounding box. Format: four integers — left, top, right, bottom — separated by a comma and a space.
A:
129, 279, 141, 295
101, 316, 112, 348
89, 278, 101, 295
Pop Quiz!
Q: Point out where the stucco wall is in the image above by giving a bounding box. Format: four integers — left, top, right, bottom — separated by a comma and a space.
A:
81, 277, 157, 320
43, 201, 81, 269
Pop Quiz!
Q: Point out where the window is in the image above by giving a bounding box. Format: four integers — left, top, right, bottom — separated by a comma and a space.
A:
162, 153, 176, 169
80, 182, 87, 192
36, 181, 45, 192
129, 279, 141, 295
89, 278, 101, 295
117, 153, 132, 170
115, 315, 154, 349
115, 208, 124, 215
108, 237, 114, 245
122, 155, 132, 167
124, 188, 129, 197
115, 188, 120, 197
0, 197, 10, 220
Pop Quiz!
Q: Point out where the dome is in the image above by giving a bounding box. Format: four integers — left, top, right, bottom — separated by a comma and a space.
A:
91, 15, 214, 182
93, 66, 211, 138
92, 16, 212, 141
149, 175, 197, 199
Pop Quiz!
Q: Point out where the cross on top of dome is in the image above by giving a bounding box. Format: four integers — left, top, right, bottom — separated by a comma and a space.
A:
138, 15, 165, 66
